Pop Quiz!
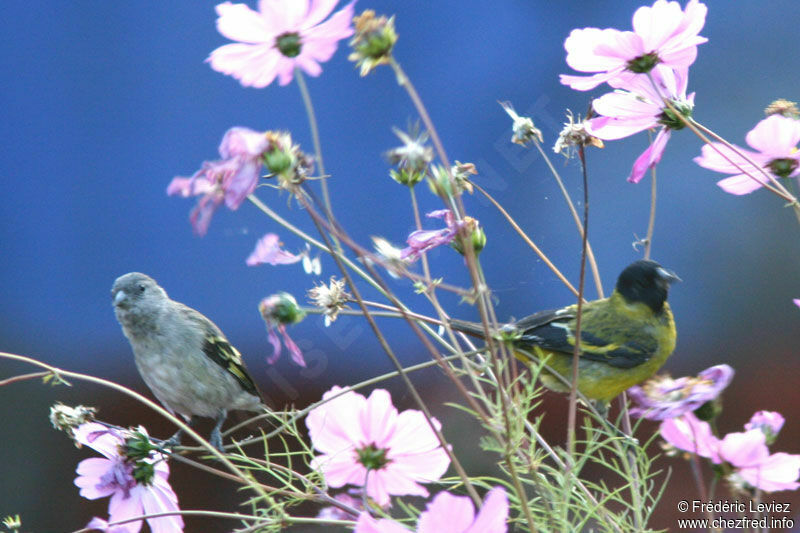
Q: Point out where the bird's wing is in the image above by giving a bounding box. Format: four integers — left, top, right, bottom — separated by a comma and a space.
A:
202, 335, 263, 399
178, 304, 263, 400
514, 306, 657, 369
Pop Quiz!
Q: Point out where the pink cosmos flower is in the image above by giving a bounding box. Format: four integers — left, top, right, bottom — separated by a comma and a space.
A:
258, 293, 306, 366
718, 430, 800, 493
354, 487, 509, 533
168, 127, 268, 235
794, 298, 800, 308
401, 210, 461, 262
628, 364, 733, 420
661, 412, 800, 492
693, 114, 800, 195
560, 0, 707, 91
744, 411, 785, 440
73, 423, 183, 533
660, 412, 720, 461
306, 386, 451, 507
208, 0, 356, 88
246, 233, 303, 266
586, 65, 694, 183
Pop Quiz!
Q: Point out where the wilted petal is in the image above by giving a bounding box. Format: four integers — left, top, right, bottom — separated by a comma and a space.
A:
246, 233, 302, 266
628, 128, 671, 183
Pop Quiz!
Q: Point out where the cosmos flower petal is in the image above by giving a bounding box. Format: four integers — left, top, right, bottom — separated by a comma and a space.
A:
745, 114, 800, 156
739, 453, 800, 492
693, 142, 764, 174
354, 513, 411, 533
214, 2, 271, 43
108, 490, 144, 532
208, 43, 281, 88
716, 173, 771, 195
418, 491, 475, 532
361, 389, 399, 447
660, 413, 720, 462
307, 387, 369, 452
246, 233, 303, 266
307, 387, 450, 507
467, 487, 510, 533
211, 0, 353, 88
139, 484, 184, 533
628, 128, 671, 183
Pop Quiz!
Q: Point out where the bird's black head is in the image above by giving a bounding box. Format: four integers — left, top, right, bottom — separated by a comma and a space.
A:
111, 272, 167, 311
615, 260, 680, 314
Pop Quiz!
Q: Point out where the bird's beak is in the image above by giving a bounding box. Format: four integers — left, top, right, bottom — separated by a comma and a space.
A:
656, 267, 681, 284
113, 289, 127, 306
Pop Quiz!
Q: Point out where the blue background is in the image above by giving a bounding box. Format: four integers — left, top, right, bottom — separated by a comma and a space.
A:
1, 1, 799, 531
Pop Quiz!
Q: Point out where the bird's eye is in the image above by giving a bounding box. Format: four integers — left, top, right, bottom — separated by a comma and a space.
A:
137, 284, 146, 293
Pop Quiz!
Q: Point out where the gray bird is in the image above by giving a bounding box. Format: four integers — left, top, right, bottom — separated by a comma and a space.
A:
112, 272, 264, 451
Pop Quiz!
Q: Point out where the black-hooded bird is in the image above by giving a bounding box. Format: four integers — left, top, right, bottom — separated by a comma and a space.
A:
451, 260, 680, 406
112, 272, 264, 450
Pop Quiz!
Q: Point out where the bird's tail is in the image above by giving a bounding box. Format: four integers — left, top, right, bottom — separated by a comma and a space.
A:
448, 318, 490, 339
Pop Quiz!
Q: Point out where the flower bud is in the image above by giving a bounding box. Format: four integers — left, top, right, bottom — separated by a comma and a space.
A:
349, 11, 398, 76
259, 292, 306, 325
451, 217, 486, 256
764, 99, 800, 119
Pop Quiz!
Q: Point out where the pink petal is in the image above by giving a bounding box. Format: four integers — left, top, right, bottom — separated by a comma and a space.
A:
274, 0, 310, 29
354, 513, 410, 533
718, 430, 769, 468
74, 423, 125, 458
693, 142, 764, 174
716, 173, 770, 195
140, 484, 184, 533
208, 43, 281, 88
279, 324, 307, 367
467, 488, 509, 533
632, 0, 685, 50
563, 27, 624, 73
364, 470, 396, 507
311, 452, 364, 487
223, 159, 260, 209
275, 56, 298, 86
246, 234, 302, 267
219, 127, 268, 158
418, 491, 475, 533
306, 387, 369, 453
108, 490, 144, 533
739, 453, 800, 492
302, 0, 342, 29
659, 413, 720, 462
265, 325, 282, 364
745, 114, 800, 157
628, 128, 671, 183
75, 458, 117, 500
214, 2, 271, 43
302, 0, 355, 50
360, 389, 399, 448
86, 517, 135, 533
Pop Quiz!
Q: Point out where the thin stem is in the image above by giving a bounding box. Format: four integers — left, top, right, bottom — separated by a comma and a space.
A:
0, 371, 50, 386
0, 352, 274, 506
644, 157, 657, 260
409, 185, 433, 280
297, 192, 484, 507
533, 140, 604, 298
566, 145, 590, 459
294, 69, 332, 213
472, 182, 580, 298
390, 57, 536, 528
